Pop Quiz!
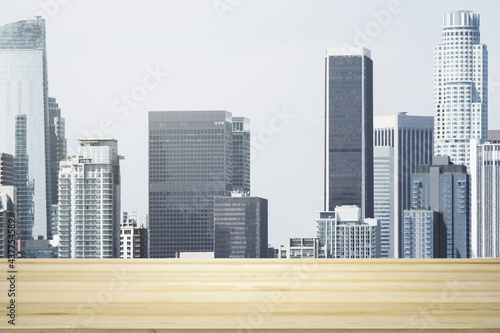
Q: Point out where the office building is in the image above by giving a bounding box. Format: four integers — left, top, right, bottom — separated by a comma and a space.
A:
231, 117, 250, 194
267, 245, 278, 258
0, 18, 53, 240
58, 139, 123, 258
410, 156, 469, 258
470, 139, 500, 258
279, 238, 327, 259
325, 46, 373, 218
18, 239, 58, 258
317, 205, 378, 258
434, 11, 488, 169
214, 195, 267, 258
402, 210, 440, 258
488, 130, 500, 143
149, 111, 250, 258
120, 212, 149, 258
0, 186, 15, 258
0, 153, 14, 186
374, 113, 434, 257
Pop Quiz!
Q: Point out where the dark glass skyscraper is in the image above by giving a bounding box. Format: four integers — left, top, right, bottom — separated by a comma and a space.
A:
149, 111, 250, 258
325, 46, 373, 218
214, 196, 267, 258
0, 18, 52, 240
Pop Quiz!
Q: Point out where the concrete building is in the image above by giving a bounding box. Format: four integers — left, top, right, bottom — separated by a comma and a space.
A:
488, 130, 500, 143
410, 156, 470, 258
0, 18, 54, 240
434, 11, 488, 169
0, 186, 15, 258
58, 139, 123, 258
279, 238, 327, 259
0, 153, 14, 186
470, 139, 500, 258
148, 111, 250, 258
317, 205, 378, 258
325, 46, 373, 219
374, 113, 434, 258
120, 212, 149, 259
18, 239, 58, 258
214, 195, 268, 258
402, 210, 440, 258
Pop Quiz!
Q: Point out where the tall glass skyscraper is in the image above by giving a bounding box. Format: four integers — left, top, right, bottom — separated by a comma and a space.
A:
148, 111, 251, 258
0, 18, 52, 240
324, 46, 373, 218
434, 11, 488, 169
374, 113, 434, 258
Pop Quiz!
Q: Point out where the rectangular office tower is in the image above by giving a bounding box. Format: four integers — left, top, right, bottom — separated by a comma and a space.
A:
325, 46, 373, 218
214, 196, 267, 258
317, 206, 378, 258
58, 139, 123, 258
149, 111, 250, 258
434, 11, 488, 169
0, 18, 53, 240
470, 140, 500, 258
409, 156, 470, 258
374, 113, 434, 258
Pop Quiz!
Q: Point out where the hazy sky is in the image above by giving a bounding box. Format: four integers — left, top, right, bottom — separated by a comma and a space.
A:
2, 0, 499, 247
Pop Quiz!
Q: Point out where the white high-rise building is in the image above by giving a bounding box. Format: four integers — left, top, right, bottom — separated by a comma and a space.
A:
434, 11, 488, 169
317, 206, 378, 259
470, 139, 500, 258
58, 139, 123, 258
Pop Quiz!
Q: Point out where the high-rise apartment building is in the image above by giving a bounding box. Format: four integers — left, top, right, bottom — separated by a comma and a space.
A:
58, 139, 123, 258
409, 156, 470, 258
470, 139, 500, 258
317, 206, 378, 259
0, 18, 53, 240
149, 111, 250, 258
374, 113, 434, 257
214, 195, 267, 258
434, 11, 488, 169
402, 210, 440, 258
325, 46, 373, 218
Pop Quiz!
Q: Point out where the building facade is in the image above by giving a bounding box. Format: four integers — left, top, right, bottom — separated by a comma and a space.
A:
279, 238, 327, 259
325, 46, 373, 218
231, 117, 250, 194
214, 195, 268, 258
0, 153, 14, 186
0, 18, 53, 240
434, 11, 488, 169
470, 139, 500, 258
120, 212, 149, 258
149, 111, 250, 258
0, 186, 15, 258
317, 205, 378, 259
58, 139, 122, 258
374, 113, 434, 257
410, 156, 470, 258
402, 210, 439, 258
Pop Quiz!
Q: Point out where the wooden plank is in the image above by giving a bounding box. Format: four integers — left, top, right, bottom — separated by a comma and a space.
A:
0, 259, 499, 331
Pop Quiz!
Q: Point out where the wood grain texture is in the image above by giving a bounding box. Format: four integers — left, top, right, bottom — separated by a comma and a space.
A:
0, 258, 499, 331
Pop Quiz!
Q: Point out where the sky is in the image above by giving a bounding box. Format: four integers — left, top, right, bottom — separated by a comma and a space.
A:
1, 0, 500, 247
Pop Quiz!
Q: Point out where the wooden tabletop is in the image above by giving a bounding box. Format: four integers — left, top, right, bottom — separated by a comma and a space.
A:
1, 258, 499, 331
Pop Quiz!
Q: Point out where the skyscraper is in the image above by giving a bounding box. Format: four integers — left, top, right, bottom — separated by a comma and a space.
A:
231, 117, 250, 194
373, 113, 434, 257
0, 18, 52, 240
407, 156, 470, 258
470, 139, 500, 258
434, 11, 488, 169
58, 139, 123, 258
214, 195, 267, 258
325, 46, 373, 218
149, 111, 250, 258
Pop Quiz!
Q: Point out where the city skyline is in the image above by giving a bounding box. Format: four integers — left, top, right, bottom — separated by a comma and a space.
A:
1, 1, 500, 247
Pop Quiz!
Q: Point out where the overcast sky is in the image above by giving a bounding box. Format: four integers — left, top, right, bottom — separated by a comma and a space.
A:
2, 0, 499, 247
